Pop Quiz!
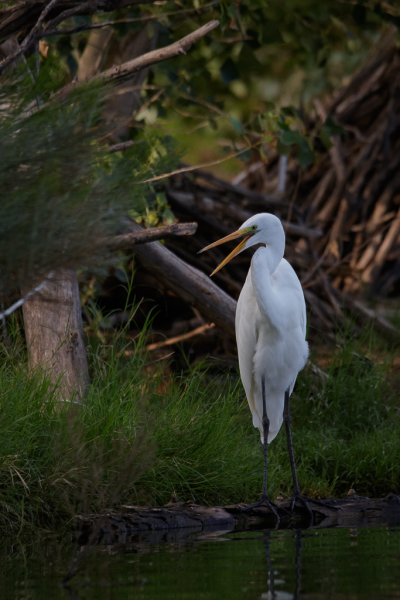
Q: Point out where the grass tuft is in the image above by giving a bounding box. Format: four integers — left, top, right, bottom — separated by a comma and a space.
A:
0, 320, 399, 533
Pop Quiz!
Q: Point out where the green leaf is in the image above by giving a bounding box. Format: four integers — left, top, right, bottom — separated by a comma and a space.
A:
162, 208, 176, 225
297, 139, 315, 169
264, 101, 276, 111
230, 116, 244, 134
277, 120, 290, 132
220, 58, 239, 84
323, 116, 346, 137
220, 145, 232, 156
163, 135, 179, 150
280, 128, 302, 146
281, 105, 302, 120
157, 105, 167, 118
209, 118, 218, 131
260, 146, 269, 161
238, 148, 252, 162
319, 127, 333, 149
276, 140, 291, 157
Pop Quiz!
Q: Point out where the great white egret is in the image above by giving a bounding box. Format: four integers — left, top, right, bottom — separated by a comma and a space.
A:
199, 213, 332, 521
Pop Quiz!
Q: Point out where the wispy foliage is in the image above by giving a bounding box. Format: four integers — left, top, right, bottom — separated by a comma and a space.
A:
0, 60, 179, 295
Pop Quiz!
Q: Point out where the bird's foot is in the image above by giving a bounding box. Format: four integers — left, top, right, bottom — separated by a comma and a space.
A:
289, 493, 341, 521
241, 495, 285, 524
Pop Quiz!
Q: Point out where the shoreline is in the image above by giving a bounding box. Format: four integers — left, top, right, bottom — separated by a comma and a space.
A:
74, 494, 400, 544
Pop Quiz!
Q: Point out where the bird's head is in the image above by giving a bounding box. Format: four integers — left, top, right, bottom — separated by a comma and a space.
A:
198, 213, 285, 276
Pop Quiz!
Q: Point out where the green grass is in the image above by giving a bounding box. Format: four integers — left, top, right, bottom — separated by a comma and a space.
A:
0, 322, 399, 534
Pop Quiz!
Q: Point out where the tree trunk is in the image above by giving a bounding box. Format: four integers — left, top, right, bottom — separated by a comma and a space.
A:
103, 23, 158, 141
22, 269, 90, 401
77, 25, 112, 81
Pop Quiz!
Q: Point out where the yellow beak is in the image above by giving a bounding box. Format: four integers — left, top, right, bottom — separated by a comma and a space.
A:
198, 228, 254, 276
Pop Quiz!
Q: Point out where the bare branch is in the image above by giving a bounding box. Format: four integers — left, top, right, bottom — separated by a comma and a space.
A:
146, 323, 215, 351
0, 224, 197, 322
109, 222, 198, 250
0, 272, 54, 320
108, 140, 134, 153
42, 1, 217, 37
137, 145, 254, 184
0, 1, 158, 43
42, 0, 93, 33
127, 222, 236, 338
0, 0, 60, 74
92, 20, 219, 85
50, 19, 219, 104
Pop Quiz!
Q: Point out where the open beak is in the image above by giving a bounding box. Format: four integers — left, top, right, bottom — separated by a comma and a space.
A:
198, 228, 254, 276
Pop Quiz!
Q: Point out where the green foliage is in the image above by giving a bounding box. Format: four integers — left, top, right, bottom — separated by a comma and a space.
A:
269, 334, 398, 499
0, 318, 398, 533
25, 1, 397, 179
277, 119, 315, 168
0, 329, 261, 532
320, 116, 347, 149
0, 61, 179, 295
129, 0, 397, 170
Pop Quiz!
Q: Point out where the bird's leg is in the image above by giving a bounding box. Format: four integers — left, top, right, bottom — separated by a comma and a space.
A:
263, 532, 276, 599
242, 376, 283, 523
262, 375, 270, 498
293, 529, 303, 600
283, 388, 339, 518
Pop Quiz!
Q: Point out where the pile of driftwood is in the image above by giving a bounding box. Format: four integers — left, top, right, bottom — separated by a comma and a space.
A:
132, 41, 400, 348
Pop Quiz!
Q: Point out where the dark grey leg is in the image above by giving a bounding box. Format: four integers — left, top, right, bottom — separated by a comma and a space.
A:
283, 388, 303, 498
241, 376, 285, 523
283, 387, 339, 518
261, 375, 270, 497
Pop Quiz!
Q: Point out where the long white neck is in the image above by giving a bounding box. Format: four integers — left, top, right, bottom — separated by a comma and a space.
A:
258, 226, 285, 276
250, 239, 285, 332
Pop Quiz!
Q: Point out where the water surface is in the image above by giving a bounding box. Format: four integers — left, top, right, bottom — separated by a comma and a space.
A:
3, 523, 400, 599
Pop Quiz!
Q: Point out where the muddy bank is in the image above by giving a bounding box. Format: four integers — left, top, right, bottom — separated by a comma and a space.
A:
75, 494, 400, 544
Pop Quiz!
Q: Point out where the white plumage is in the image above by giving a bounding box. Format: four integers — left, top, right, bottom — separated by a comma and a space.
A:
236, 220, 309, 443
199, 214, 332, 517
201, 213, 308, 443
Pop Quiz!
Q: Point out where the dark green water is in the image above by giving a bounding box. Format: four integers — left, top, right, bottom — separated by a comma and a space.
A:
3, 524, 400, 599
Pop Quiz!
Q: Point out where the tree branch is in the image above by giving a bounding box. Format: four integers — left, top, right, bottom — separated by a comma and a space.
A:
126, 222, 236, 338
42, 1, 217, 37
0, 0, 157, 43
109, 222, 198, 250
93, 19, 219, 85
51, 19, 219, 103
0, 0, 60, 74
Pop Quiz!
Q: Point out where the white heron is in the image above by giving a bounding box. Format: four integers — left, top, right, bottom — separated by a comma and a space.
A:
199, 213, 332, 521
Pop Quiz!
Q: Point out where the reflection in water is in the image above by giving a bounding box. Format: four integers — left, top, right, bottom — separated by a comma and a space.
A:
2, 523, 400, 599
293, 531, 302, 600
263, 529, 303, 600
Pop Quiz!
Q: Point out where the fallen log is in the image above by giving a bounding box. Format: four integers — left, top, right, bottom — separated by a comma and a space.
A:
74, 494, 400, 544
127, 221, 237, 339
337, 291, 400, 344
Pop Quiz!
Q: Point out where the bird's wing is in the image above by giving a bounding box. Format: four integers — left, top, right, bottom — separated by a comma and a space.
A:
270, 258, 308, 394
270, 258, 307, 336
236, 269, 259, 422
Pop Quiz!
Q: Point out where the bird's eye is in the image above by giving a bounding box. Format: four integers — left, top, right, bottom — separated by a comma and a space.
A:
252, 225, 257, 230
